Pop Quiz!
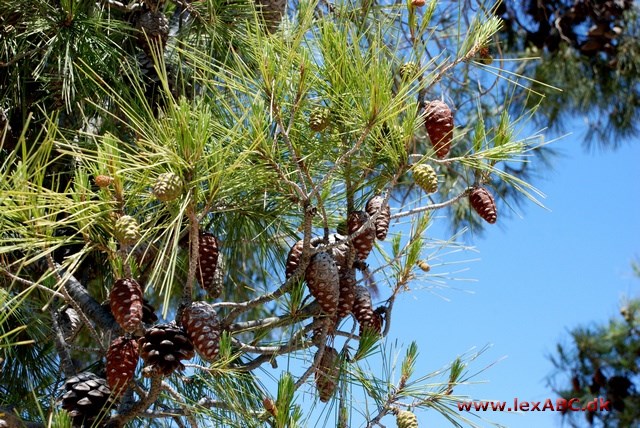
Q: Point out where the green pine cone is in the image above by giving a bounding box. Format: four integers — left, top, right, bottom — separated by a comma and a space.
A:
152, 172, 183, 202
413, 164, 438, 194
114, 215, 141, 245
399, 61, 419, 79
309, 107, 331, 132
396, 410, 419, 428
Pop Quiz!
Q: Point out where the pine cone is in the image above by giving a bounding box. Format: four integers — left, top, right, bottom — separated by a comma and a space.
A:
399, 61, 419, 79
353, 285, 375, 329
57, 307, 81, 341
254, 0, 286, 33
197, 232, 220, 297
305, 252, 340, 316
315, 347, 340, 402
285, 239, 305, 279
347, 211, 376, 262
139, 323, 195, 376
309, 107, 331, 132
181, 301, 221, 362
365, 195, 391, 241
208, 252, 225, 299
137, 10, 169, 53
337, 267, 356, 318
311, 314, 339, 346
396, 410, 419, 428
423, 100, 453, 159
110, 278, 144, 334
60, 372, 113, 426
359, 307, 383, 336
152, 172, 183, 202
114, 215, 141, 246
106, 336, 139, 396
468, 186, 497, 224
413, 164, 438, 194
94, 175, 113, 188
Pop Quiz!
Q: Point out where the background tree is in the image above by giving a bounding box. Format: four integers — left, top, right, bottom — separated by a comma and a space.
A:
549, 262, 640, 427
1, 0, 544, 427
494, 0, 640, 148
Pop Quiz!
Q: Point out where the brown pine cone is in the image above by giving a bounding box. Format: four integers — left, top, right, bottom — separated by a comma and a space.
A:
337, 267, 356, 318
305, 252, 339, 316
423, 100, 454, 159
106, 336, 139, 396
197, 232, 220, 297
137, 10, 169, 54
94, 175, 113, 188
347, 211, 376, 262
254, 0, 286, 33
353, 285, 375, 329
315, 346, 340, 402
468, 186, 497, 224
311, 314, 339, 346
110, 278, 144, 334
138, 323, 195, 376
60, 372, 113, 426
365, 195, 391, 241
359, 307, 383, 336
181, 301, 221, 362
285, 239, 305, 279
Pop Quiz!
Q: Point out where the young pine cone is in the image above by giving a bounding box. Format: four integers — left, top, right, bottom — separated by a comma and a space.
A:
106, 336, 139, 396
315, 346, 340, 402
197, 232, 220, 297
60, 372, 113, 426
138, 323, 195, 376
309, 107, 331, 132
305, 252, 340, 316
365, 195, 391, 241
396, 409, 419, 428
110, 278, 144, 334
152, 172, 183, 202
114, 215, 141, 246
423, 100, 453, 159
468, 186, 497, 224
347, 211, 376, 262
412, 164, 438, 194
181, 301, 221, 362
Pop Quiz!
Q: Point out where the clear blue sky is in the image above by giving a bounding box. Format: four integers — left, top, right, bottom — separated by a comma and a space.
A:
382, 134, 640, 427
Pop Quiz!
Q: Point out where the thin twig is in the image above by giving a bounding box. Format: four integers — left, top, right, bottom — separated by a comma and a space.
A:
162, 381, 198, 428
0, 267, 65, 298
390, 189, 471, 219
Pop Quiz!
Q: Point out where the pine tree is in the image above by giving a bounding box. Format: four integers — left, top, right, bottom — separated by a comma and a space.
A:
549, 262, 640, 427
0, 0, 546, 426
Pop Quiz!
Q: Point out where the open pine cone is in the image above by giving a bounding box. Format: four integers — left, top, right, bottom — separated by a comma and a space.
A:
139, 323, 195, 376
60, 372, 113, 426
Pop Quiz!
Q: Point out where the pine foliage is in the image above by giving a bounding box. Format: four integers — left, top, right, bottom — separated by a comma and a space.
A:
0, 0, 547, 426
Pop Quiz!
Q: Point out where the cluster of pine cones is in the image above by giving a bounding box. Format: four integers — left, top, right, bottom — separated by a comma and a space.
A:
61, 172, 228, 425
285, 194, 391, 401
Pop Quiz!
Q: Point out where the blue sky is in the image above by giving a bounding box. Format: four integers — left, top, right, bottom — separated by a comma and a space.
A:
382, 133, 640, 427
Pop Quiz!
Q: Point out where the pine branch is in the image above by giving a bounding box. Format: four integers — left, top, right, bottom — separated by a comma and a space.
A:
390, 189, 471, 219
57, 266, 121, 335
